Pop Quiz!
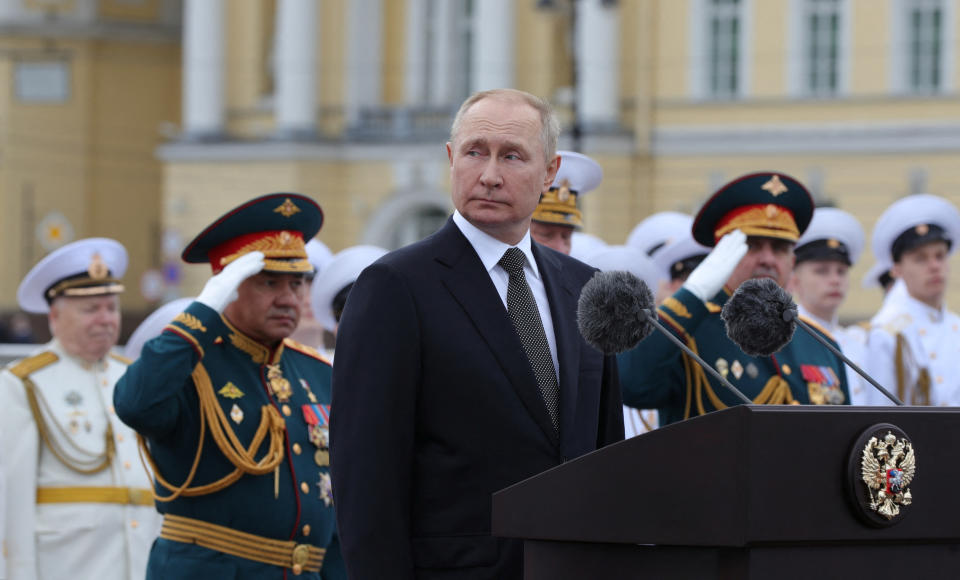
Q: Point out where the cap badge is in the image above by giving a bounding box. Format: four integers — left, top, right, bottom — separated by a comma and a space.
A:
761, 175, 788, 197
827, 238, 841, 248
764, 204, 779, 219
87, 253, 109, 280
916, 224, 930, 236
274, 198, 302, 218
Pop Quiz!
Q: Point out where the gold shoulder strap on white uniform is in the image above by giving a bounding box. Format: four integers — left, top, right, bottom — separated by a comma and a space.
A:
10, 352, 115, 474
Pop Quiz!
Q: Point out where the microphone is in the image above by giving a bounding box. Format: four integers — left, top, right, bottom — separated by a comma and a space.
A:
722, 278, 904, 406
577, 271, 752, 405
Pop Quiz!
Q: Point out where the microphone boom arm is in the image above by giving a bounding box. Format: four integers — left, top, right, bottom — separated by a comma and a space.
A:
787, 312, 904, 406
641, 309, 753, 405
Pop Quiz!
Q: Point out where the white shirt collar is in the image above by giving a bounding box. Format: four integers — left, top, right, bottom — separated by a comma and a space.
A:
452, 210, 541, 280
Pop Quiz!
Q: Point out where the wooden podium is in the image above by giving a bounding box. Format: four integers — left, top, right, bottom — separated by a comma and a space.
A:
492, 405, 960, 579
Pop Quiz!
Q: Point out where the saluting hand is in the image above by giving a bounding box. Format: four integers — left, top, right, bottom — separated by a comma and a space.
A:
196, 251, 266, 312
681, 229, 748, 303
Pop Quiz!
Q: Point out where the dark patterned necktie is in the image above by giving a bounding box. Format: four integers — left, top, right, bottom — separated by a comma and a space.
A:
498, 247, 559, 430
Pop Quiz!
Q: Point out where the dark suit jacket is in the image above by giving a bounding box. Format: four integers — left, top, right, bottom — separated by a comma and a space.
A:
329, 218, 623, 580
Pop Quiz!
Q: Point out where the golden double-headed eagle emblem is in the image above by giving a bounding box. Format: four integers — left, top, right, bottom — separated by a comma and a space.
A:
860, 431, 917, 520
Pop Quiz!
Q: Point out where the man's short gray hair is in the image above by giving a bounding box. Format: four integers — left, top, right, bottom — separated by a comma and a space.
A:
449, 88, 560, 164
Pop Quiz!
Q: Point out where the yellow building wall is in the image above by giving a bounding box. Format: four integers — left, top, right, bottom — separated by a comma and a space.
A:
849, 0, 889, 95
654, 0, 690, 100
0, 35, 178, 314
164, 156, 398, 295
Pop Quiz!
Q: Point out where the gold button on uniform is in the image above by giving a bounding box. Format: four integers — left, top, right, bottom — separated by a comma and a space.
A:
293, 443, 302, 455
930, 352, 938, 360
130, 520, 139, 529
124, 461, 131, 470
117, 434, 125, 443
301, 482, 309, 493
781, 364, 791, 375
282, 405, 292, 417
302, 524, 311, 536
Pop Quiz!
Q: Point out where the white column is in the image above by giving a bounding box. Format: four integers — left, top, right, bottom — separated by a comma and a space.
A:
576, 0, 619, 128
275, 0, 318, 138
470, 0, 514, 92
428, 0, 456, 106
404, 0, 427, 104
183, 0, 224, 139
346, 0, 383, 125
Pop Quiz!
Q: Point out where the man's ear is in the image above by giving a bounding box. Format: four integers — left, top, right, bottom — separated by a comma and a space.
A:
542, 154, 561, 190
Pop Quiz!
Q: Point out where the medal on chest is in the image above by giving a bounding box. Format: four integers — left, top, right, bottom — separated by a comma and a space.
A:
266, 364, 293, 402
302, 403, 331, 466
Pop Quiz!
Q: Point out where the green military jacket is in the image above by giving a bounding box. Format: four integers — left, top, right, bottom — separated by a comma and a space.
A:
618, 287, 850, 425
114, 301, 345, 579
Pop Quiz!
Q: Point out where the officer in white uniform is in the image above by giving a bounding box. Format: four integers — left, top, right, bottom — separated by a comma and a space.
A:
0, 238, 159, 580
581, 245, 663, 437
866, 194, 960, 406
787, 208, 877, 404
529, 150, 603, 256
310, 245, 388, 349
626, 212, 701, 303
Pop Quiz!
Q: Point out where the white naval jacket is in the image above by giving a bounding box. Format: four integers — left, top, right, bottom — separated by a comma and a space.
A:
867, 280, 960, 407
0, 340, 159, 580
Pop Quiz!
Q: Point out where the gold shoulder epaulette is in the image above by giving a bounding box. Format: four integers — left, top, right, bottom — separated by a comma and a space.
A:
705, 302, 722, 314
109, 352, 132, 365
8, 351, 59, 379
283, 338, 330, 365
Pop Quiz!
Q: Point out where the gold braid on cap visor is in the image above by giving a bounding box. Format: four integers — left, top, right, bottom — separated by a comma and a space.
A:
713, 204, 800, 243
218, 231, 312, 273
46, 277, 125, 299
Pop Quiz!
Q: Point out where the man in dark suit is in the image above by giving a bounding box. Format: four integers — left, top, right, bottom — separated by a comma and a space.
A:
329, 88, 624, 580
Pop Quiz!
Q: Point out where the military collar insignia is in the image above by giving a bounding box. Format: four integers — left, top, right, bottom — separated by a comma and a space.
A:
222, 316, 284, 364
847, 424, 917, 526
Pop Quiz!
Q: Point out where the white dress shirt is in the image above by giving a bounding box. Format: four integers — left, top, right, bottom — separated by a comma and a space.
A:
452, 211, 560, 378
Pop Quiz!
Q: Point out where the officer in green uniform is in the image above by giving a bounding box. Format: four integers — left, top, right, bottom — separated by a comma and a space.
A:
618, 172, 850, 425
114, 193, 345, 579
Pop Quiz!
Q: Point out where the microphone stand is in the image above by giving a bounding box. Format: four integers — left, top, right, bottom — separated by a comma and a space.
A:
784, 310, 905, 406
641, 309, 753, 405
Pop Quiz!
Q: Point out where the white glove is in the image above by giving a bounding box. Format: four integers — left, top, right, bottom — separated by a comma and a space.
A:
197, 251, 265, 313
681, 229, 748, 303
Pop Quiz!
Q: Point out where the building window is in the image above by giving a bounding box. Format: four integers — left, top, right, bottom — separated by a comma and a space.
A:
907, 0, 944, 93
803, 0, 841, 95
707, 0, 741, 98
15, 60, 70, 103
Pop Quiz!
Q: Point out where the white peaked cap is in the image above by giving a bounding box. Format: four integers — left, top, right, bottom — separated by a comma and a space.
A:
311, 245, 389, 332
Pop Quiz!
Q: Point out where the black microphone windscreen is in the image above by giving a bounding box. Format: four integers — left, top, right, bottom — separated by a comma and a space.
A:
577, 270, 655, 354
721, 278, 797, 357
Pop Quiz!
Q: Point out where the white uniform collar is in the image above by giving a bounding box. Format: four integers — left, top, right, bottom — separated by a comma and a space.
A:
452, 210, 541, 280
797, 304, 838, 333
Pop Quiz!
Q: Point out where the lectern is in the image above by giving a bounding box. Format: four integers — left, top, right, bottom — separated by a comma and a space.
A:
492, 405, 960, 579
